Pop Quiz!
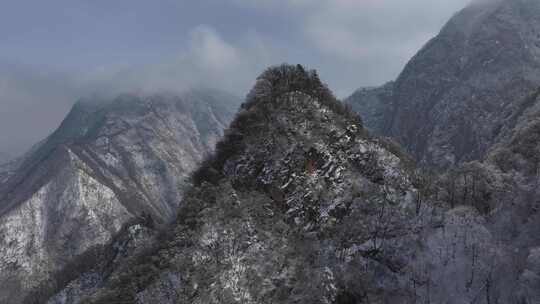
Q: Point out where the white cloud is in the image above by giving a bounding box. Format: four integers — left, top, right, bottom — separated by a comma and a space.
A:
0, 26, 281, 154
226, 0, 310, 9
226, 0, 471, 89
187, 25, 241, 71
84, 25, 279, 95
303, 0, 470, 62
0, 0, 476, 155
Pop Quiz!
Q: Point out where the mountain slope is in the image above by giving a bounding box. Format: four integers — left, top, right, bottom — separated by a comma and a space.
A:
40, 65, 510, 304
348, 0, 540, 167
431, 89, 540, 303
344, 82, 394, 135
0, 90, 239, 303
70, 64, 422, 303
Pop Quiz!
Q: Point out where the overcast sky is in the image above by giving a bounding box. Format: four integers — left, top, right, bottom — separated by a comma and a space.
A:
0, 0, 471, 156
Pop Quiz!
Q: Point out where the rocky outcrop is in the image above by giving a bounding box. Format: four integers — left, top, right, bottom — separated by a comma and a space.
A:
0, 90, 239, 303
39, 65, 512, 304
57, 64, 419, 303
348, 0, 540, 168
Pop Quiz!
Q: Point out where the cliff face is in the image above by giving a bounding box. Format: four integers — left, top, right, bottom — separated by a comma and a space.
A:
348, 0, 540, 168
0, 90, 239, 303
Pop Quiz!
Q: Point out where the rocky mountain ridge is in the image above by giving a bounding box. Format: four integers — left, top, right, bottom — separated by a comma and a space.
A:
0, 89, 240, 303
55, 64, 428, 304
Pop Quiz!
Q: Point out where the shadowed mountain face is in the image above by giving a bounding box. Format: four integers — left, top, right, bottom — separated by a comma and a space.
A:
345, 82, 394, 136
0, 89, 240, 303
348, 0, 540, 168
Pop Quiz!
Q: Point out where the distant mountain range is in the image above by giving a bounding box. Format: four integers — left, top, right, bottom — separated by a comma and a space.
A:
0, 89, 240, 303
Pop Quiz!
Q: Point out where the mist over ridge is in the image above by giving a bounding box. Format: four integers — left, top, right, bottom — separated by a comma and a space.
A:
0, 0, 471, 156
